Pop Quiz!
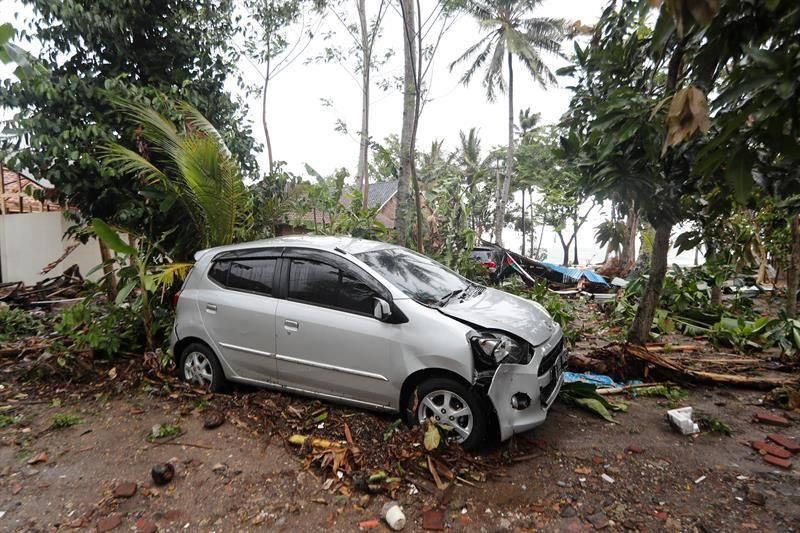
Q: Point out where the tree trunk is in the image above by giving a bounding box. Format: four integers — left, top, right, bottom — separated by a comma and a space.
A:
493, 53, 515, 247
357, 0, 370, 209
628, 222, 671, 344
261, 53, 274, 175
786, 215, 800, 317
621, 203, 637, 267
98, 240, 117, 298
529, 188, 536, 255
572, 217, 579, 265
521, 188, 526, 256
396, 0, 415, 246
558, 233, 569, 266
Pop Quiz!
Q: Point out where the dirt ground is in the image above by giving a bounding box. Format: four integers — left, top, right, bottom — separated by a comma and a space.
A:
1, 371, 798, 532
1, 298, 799, 532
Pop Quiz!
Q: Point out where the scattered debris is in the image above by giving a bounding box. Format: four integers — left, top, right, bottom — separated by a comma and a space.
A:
753, 410, 791, 427
559, 382, 627, 422
572, 343, 798, 389
421, 508, 445, 531
96, 514, 122, 532
601, 473, 615, 484
767, 434, 800, 453
0, 265, 85, 308
763, 455, 793, 469
667, 407, 700, 435
202, 410, 225, 429
151, 463, 175, 486
381, 501, 406, 531
694, 475, 706, 484
746, 487, 766, 506
358, 518, 380, 530
113, 481, 138, 498
26, 451, 48, 465
751, 440, 792, 459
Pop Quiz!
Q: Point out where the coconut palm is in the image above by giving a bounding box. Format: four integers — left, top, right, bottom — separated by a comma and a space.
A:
101, 100, 251, 250
450, 0, 564, 246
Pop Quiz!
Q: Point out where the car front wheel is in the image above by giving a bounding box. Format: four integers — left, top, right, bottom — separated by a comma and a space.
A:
415, 377, 489, 450
179, 343, 226, 392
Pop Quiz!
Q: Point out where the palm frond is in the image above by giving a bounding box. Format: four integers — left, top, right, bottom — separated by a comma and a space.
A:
483, 36, 505, 100
99, 144, 171, 187
177, 102, 233, 158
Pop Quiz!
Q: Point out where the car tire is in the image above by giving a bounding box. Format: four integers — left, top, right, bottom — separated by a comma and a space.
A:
178, 342, 227, 393
414, 376, 489, 450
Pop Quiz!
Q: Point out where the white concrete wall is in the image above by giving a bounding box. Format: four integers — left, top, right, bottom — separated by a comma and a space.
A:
0, 212, 103, 285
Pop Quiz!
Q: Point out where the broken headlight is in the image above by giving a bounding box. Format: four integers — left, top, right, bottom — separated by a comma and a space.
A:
469, 331, 531, 367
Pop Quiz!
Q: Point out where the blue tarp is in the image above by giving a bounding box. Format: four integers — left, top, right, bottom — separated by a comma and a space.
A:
540, 262, 609, 286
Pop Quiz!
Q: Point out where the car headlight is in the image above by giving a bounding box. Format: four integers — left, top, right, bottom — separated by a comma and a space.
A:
469, 331, 530, 366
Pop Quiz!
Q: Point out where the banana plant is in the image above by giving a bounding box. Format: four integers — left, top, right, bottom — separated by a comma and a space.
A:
91, 218, 191, 351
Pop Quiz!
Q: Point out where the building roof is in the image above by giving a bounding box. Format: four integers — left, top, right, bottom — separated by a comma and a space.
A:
342, 180, 398, 210
1, 166, 62, 214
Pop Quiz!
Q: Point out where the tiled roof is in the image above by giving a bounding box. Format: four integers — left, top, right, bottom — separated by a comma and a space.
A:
342, 180, 398, 209
1, 167, 62, 214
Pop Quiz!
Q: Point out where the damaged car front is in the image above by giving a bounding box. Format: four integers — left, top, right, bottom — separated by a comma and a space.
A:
442, 290, 569, 442
354, 244, 568, 446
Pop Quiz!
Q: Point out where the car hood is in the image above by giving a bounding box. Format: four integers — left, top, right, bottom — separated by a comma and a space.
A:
437, 287, 557, 346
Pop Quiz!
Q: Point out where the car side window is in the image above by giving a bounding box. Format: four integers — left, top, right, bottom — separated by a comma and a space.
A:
227, 259, 277, 295
289, 258, 377, 316
208, 261, 229, 285
209, 258, 276, 296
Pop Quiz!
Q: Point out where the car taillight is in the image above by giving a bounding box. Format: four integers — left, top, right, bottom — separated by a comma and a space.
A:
483, 261, 497, 269
172, 290, 182, 310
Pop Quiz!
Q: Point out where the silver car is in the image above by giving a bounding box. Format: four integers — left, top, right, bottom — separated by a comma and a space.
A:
170, 236, 567, 448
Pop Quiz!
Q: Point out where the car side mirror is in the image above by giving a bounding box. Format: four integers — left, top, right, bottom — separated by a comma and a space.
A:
373, 297, 392, 321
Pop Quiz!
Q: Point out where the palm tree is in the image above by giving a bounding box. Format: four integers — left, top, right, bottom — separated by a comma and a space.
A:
102, 100, 251, 249
450, 0, 564, 247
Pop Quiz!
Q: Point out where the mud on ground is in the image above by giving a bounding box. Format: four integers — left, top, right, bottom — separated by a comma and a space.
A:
1, 364, 798, 532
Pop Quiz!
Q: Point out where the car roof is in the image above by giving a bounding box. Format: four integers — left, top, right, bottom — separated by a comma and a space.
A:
195, 235, 397, 261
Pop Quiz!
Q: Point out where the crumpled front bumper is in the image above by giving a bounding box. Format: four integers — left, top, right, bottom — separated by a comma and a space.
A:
486, 337, 569, 441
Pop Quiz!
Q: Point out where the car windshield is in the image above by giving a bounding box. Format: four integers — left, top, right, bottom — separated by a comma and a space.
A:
356, 247, 469, 306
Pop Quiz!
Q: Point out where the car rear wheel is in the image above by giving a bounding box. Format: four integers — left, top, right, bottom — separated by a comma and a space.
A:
415, 377, 488, 450
179, 343, 226, 392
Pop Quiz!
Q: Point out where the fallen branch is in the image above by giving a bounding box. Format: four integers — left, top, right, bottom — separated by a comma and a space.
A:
583, 343, 799, 390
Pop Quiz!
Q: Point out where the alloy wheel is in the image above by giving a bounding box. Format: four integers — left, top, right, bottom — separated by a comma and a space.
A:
184, 351, 214, 388
417, 389, 474, 443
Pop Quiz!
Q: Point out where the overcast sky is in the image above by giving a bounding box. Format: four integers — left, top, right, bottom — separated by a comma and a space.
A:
1, 1, 698, 264
247, 0, 603, 177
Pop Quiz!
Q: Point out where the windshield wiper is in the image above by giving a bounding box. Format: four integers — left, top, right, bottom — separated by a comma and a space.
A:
438, 288, 464, 306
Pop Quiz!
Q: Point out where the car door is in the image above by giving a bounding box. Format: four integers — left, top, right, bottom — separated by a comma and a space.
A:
197, 249, 280, 384
274, 250, 396, 407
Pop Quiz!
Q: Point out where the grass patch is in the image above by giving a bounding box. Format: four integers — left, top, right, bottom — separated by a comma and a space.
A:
149, 423, 181, 440
51, 413, 83, 429
697, 414, 733, 436
0, 414, 21, 428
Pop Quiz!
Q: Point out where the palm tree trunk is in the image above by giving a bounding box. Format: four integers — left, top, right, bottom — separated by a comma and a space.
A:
493, 52, 515, 247
357, 0, 370, 209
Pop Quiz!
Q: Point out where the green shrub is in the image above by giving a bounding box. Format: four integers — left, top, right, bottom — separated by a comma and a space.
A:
54, 297, 140, 358
0, 308, 44, 342
51, 413, 82, 429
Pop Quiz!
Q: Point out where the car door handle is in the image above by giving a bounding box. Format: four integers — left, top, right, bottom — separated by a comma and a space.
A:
284, 319, 299, 333
206, 304, 217, 314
